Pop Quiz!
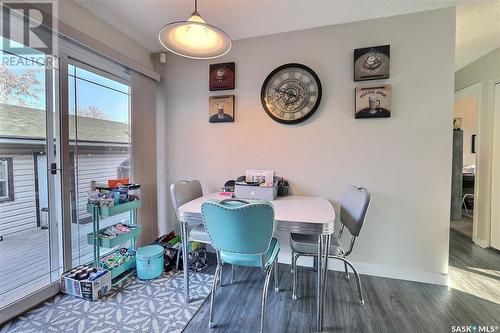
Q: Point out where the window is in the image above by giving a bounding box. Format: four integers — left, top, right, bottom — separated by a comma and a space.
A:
68, 63, 132, 266
0, 157, 14, 202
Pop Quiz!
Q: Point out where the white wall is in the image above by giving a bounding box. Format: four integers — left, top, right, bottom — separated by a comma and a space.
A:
0, 155, 36, 236
491, 83, 500, 250
157, 8, 456, 284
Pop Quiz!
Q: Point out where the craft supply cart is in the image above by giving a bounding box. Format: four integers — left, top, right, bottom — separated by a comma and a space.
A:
87, 200, 142, 285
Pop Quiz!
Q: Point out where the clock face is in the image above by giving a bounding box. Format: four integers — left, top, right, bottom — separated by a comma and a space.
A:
261, 63, 322, 124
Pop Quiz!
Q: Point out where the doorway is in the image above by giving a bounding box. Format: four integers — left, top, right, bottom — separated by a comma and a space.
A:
451, 84, 480, 239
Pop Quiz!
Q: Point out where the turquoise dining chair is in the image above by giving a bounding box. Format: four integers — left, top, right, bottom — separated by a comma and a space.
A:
201, 199, 280, 333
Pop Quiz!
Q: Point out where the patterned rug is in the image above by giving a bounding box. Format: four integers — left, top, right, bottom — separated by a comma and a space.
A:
1, 271, 213, 333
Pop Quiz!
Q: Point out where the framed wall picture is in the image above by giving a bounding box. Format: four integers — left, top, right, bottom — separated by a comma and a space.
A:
355, 85, 391, 119
354, 45, 390, 82
209, 62, 235, 91
472, 134, 477, 153
209, 95, 235, 123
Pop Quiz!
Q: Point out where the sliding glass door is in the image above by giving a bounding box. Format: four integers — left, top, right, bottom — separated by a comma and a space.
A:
67, 62, 132, 267
0, 38, 62, 310
0, 8, 133, 321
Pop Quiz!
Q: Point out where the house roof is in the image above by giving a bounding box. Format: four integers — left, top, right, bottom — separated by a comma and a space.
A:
0, 104, 130, 144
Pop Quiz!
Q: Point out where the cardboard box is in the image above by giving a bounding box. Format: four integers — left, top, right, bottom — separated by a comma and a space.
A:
60, 269, 111, 301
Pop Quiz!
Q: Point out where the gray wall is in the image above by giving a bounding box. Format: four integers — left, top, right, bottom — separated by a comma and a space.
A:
157, 8, 456, 284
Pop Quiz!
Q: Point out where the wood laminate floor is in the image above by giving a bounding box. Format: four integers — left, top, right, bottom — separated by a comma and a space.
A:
184, 230, 500, 332
450, 216, 473, 238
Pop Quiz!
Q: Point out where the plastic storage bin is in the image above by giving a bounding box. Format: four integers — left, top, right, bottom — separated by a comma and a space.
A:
87, 224, 143, 248
136, 245, 164, 280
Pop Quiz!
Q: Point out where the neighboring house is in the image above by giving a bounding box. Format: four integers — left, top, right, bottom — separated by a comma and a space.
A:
0, 104, 130, 237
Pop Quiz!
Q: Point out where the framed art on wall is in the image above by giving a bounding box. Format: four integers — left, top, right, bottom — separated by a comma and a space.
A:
209, 95, 235, 123
355, 85, 391, 119
209, 62, 235, 91
354, 45, 390, 82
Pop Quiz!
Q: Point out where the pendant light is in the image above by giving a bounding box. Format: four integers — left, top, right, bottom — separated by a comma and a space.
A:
158, 0, 232, 59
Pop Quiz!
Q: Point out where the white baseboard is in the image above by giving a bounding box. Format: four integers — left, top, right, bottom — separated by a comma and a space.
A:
472, 236, 489, 248
277, 253, 449, 286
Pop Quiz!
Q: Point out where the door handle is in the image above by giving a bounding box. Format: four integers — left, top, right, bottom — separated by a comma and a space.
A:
50, 162, 61, 175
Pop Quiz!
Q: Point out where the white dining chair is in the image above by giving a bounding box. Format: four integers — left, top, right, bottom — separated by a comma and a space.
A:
170, 180, 236, 292
170, 180, 210, 265
289, 186, 371, 305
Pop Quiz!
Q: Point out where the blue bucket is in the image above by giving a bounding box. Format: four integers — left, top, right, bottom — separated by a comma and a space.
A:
136, 245, 164, 280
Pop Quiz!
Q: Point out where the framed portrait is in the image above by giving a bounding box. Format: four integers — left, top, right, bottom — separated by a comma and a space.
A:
472, 134, 476, 154
209, 62, 235, 91
355, 85, 391, 119
354, 45, 390, 82
209, 95, 235, 123
453, 118, 462, 129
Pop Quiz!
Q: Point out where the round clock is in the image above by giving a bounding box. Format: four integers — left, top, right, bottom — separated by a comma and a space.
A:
261, 63, 322, 124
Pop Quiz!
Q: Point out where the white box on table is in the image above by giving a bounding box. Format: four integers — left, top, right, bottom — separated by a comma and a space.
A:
234, 180, 278, 201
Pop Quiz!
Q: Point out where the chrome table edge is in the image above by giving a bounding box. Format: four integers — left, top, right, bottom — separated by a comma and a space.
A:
178, 212, 335, 235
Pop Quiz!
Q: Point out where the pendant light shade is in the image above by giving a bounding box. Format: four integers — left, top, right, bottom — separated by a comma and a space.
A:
158, 0, 232, 59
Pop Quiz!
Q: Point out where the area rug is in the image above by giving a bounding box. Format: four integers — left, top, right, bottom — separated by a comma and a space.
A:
1, 271, 213, 333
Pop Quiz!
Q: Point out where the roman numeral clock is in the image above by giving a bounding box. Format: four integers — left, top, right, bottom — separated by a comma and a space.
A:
261, 63, 322, 124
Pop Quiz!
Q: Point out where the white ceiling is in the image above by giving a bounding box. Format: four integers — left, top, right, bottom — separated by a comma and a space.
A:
73, 0, 500, 70
456, 1, 500, 69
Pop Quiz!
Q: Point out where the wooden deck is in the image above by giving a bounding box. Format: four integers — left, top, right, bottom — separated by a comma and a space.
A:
0, 213, 128, 308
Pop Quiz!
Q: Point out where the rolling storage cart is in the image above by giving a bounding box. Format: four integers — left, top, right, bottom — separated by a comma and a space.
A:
87, 200, 142, 285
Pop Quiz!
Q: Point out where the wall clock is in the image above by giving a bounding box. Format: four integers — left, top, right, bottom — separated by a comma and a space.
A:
261, 63, 322, 124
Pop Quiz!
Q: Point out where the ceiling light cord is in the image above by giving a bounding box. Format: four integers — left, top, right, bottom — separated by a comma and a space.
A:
192, 0, 199, 17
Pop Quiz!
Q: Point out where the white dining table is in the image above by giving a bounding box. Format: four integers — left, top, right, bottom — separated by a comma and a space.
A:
177, 193, 336, 331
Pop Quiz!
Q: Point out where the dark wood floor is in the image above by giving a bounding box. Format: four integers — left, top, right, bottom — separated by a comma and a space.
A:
184, 231, 500, 332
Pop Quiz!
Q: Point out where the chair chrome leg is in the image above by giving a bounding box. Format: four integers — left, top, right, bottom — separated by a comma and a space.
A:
274, 260, 279, 292
321, 235, 331, 311
462, 195, 469, 215
291, 252, 299, 300
260, 267, 273, 333
209, 264, 221, 328
230, 264, 235, 284
176, 247, 181, 271
344, 261, 350, 280
181, 222, 190, 303
335, 257, 365, 305
316, 235, 324, 331
313, 256, 318, 272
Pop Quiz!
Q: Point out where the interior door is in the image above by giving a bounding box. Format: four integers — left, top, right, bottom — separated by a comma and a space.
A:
492, 83, 500, 250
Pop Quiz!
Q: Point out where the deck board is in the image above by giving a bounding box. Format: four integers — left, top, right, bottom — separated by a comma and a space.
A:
0, 213, 129, 307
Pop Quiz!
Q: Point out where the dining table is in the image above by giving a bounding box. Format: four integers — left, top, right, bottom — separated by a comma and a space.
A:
177, 193, 336, 331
